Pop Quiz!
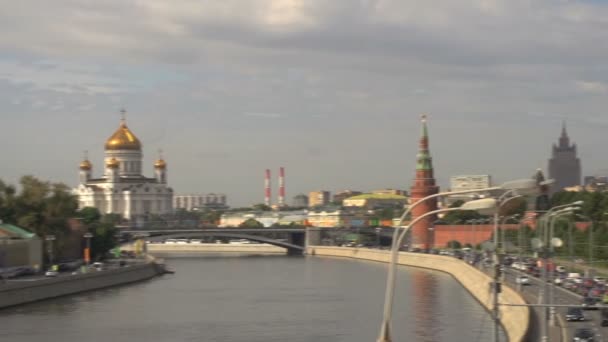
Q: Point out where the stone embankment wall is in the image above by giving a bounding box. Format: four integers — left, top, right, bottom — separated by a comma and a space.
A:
307, 246, 529, 342
129, 243, 286, 254
0, 262, 163, 309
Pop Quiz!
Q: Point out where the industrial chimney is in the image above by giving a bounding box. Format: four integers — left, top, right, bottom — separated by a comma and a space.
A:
265, 169, 271, 206
278, 167, 285, 206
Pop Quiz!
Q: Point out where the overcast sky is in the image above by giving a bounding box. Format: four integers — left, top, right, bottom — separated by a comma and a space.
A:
1, 1, 607, 206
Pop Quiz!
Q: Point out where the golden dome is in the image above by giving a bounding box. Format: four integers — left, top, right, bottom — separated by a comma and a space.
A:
79, 159, 92, 170
106, 157, 119, 169
105, 120, 142, 151
154, 158, 167, 169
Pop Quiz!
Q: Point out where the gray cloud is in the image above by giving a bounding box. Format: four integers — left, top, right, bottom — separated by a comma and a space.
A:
0, 1, 607, 205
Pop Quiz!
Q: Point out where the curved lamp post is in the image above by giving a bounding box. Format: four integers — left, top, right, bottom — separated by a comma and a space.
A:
377, 178, 539, 342
536, 201, 582, 341
377, 197, 500, 342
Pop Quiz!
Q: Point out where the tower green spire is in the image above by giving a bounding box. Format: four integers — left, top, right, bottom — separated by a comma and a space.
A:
416, 114, 433, 171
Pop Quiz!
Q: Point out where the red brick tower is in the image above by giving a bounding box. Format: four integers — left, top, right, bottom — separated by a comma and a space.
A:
409, 115, 439, 250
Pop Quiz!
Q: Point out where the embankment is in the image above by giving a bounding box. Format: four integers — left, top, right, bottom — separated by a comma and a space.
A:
0, 262, 164, 309
307, 246, 529, 342
129, 243, 286, 255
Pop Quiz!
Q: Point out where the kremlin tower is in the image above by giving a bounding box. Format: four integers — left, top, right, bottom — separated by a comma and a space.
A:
409, 115, 439, 250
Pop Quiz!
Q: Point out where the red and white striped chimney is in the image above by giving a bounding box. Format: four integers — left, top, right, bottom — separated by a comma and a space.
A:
278, 167, 285, 206
264, 169, 271, 206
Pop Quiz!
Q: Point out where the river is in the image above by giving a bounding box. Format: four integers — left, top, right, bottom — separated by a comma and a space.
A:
0, 255, 505, 341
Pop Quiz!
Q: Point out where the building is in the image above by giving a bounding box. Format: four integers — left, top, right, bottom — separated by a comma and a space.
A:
343, 193, 408, 209
332, 190, 363, 205
292, 194, 309, 207
174, 193, 228, 211
446, 175, 492, 205
409, 115, 439, 250
73, 114, 173, 222
548, 122, 581, 193
372, 189, 407, 196
219, 210, 307, 228
306, 209, 369, 228
0, 222, 42, 269
308, 191, 331, 207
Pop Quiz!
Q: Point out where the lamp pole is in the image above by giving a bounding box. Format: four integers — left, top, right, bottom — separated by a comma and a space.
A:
45, 235, 56, 269
377, 179, 538, 342
377, 198, 498, 342
84, 232, 93, 266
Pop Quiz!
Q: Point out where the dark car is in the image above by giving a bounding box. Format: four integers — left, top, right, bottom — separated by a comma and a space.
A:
601, 308, 608, 327
566, 307, 585, 321
573, 328, 595, 341
582, 297, 600, 310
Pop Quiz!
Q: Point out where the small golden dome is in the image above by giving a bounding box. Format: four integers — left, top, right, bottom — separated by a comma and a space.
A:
105, 120, 142, 151
106, 158, 119, 169
154, 158, 167, 169
79, 159, 92, 171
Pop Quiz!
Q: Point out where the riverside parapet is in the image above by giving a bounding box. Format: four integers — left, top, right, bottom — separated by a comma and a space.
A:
0, 261, 165, 309
307, 246, 530, 342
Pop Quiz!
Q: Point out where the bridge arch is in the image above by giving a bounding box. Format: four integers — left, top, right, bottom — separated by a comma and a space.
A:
143, 232, 304, 255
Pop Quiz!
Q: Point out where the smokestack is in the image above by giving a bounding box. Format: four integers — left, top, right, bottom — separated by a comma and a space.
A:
265, 169, 271, 206
278, 167, 285, 206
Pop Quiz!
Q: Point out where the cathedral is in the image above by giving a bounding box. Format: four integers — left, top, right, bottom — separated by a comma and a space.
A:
74, 114, 173, 221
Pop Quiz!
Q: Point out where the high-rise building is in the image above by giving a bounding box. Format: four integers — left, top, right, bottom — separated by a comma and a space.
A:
332, 190, 363, 205
409, 115, 439, 250
308, 191, 331, 207
292, 194, 309, 208
173, 193, 228, 211
548, 122, 581, 193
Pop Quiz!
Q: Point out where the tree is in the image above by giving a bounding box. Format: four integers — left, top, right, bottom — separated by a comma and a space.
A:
240, 218, 264, 228
252, 203, 271, 211
447, 240, 462, 249
77, 207, 102, 225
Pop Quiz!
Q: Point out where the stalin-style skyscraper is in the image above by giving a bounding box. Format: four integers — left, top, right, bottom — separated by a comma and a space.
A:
409, 115, 439, 250
548, 122, 581, 193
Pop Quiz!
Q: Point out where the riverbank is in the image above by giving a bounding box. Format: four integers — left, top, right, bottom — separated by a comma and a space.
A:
0, 261, 165, 309
127, 243, 287, 255
307, 246, 530, 342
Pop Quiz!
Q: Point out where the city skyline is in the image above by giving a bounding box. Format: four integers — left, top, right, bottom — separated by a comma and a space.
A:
1, 1, 608, 206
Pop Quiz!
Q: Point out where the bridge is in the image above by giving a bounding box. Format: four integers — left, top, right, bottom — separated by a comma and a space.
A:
122, 228, 309, 255
120, 227, 397, 256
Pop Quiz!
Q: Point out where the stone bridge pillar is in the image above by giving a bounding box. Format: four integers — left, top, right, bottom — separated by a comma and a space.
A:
305, 227, 322, 248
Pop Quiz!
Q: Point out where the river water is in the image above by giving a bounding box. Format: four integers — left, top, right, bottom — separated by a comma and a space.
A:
0, 255, 505, 342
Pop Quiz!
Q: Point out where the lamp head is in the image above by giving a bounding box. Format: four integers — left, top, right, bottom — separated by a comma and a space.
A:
459, 198, 497, 216
500, 179, 539, 196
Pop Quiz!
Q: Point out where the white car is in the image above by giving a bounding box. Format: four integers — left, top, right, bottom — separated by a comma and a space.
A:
44, 270, 59, 277
516, 276, 530, 285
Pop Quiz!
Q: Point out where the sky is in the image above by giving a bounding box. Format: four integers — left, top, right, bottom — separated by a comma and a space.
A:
1, 0, 607, 207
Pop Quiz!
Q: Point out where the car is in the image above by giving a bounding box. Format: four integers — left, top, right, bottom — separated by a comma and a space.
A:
572, 327, 595, 341
582, 297, 600, 310
566, 307, 586, 321
516, 276, 530, 285
602, 309, 608, 327
44, 270, 59, 277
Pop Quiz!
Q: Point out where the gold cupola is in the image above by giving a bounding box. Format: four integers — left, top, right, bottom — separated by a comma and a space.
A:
106, 157, 119, 169
79, 159, 92, 171
154, 158, 167, 170
105, 113, 142, 151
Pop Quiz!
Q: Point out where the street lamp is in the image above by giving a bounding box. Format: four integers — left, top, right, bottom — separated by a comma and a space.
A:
377, 197, 499, 342
45, 235, 56, 269
83, 232, 93, 266
535, 201, 582, 341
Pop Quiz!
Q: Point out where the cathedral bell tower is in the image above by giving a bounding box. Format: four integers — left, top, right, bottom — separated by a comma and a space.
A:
409, 115, 440, 250
154, 150, 167, 184
79, 151, 92, 184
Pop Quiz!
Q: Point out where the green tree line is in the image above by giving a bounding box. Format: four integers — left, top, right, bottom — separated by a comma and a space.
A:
0, 175, 116, 262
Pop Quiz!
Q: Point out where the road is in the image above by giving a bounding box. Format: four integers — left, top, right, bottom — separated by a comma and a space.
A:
495, 264, 605, 341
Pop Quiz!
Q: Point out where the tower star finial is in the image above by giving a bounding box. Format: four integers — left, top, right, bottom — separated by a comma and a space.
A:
120, 108, 126, 124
